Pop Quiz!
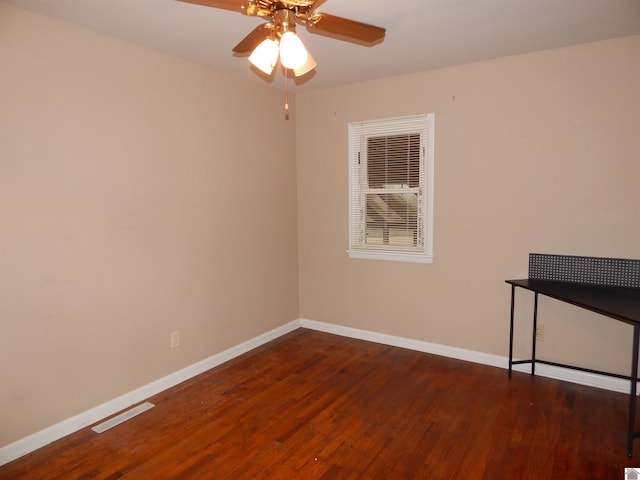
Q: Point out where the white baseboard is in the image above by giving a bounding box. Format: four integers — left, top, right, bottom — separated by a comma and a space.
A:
0, 320, 299, 467
299, 318, 632, 395
1, 317, 630, 466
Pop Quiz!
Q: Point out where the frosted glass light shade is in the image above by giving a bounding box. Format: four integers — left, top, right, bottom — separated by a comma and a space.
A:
249, 38, 279, 75
279, 31, 308, 69
293, 52, 316, 76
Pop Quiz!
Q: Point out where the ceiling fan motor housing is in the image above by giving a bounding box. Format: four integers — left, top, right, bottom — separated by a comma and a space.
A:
245, 0, 313, 18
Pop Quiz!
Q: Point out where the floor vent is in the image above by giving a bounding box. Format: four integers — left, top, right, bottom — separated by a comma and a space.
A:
91, 402, 155, 434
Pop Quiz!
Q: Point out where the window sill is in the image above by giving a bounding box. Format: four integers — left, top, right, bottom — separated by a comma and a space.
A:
347, 249, 434, 264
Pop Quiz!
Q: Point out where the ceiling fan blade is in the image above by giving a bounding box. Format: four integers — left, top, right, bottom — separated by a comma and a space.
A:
232, 24, 272, 54
306, 13, 385, 44
176, 0, 248, 14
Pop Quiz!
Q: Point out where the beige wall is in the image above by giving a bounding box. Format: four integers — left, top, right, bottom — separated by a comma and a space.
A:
296, 35, 640, 375
0, 3, 298, 446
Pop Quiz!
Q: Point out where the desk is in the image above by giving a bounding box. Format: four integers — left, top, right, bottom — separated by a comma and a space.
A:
506, 279, 640, 457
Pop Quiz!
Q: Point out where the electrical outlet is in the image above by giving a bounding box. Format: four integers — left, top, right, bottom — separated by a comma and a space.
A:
170, 331, 180, 348
536, 325, 544, 341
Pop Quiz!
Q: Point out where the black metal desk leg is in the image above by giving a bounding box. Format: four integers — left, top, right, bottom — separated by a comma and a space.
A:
509, 284, 516, 378
531, 292, 538, 376
628, 324, 640, 457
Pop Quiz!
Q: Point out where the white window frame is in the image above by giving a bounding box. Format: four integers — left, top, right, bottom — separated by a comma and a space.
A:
348, 113, 434, 264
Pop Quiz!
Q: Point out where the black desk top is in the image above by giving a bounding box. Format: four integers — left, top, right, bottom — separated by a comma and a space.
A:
506, 279, 640, 326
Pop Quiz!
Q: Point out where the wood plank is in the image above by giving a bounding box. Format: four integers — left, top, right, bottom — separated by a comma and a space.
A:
0, 328, 637, 479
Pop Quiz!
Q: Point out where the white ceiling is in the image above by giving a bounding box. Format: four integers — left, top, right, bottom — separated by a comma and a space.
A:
5, 0, 640, 92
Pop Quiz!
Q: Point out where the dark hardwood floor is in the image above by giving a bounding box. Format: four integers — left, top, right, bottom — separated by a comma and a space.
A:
1, 328, 638, 479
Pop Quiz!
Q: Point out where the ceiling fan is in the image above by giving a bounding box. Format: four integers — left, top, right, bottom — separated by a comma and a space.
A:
176, 0, 386, 77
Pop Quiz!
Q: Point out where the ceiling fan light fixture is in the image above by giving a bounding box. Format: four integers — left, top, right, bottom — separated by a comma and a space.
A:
279, 31, 308, 69
181, 0, 385, 91
249, 37, 279, 75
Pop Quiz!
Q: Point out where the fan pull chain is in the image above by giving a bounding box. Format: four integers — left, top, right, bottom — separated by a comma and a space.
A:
284, 67, 289, 120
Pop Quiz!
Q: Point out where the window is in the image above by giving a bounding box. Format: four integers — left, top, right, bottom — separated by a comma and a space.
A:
348, 114, 434, 263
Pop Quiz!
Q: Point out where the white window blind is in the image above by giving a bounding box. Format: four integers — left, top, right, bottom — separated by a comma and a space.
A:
348, 114, 434, 263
